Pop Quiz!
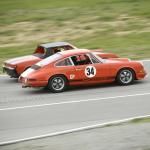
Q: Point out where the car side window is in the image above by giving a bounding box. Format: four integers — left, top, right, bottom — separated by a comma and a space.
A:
71, 54, 92, 66
34, 46, 45, 54
55, 58, 73, 67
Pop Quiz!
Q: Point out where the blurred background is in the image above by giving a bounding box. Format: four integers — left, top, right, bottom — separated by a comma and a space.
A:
0, 0, 150, 73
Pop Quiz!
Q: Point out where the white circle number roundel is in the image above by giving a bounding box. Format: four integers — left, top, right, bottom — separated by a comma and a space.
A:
85, 66, 96, 78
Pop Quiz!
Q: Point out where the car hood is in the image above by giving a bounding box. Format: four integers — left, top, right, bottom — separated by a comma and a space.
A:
5, 55, 41, 65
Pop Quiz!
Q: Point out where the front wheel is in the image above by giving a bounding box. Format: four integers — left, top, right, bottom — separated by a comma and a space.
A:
48, 75, 68, 93
116, 69, 135, 85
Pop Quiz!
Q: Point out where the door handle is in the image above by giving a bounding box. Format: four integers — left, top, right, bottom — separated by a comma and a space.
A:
76, 68, 82, 71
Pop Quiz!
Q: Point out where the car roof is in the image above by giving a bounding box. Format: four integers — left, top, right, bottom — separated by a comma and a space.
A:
59, 49, 91, 57
40, 42, 75, 48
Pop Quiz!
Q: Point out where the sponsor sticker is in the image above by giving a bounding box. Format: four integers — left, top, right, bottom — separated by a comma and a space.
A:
70, 74, 75, 79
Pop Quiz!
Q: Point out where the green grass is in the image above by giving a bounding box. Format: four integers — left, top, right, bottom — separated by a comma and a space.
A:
0, 0, 150, 73
130, 117, 150, 124
104, 117, 150, 128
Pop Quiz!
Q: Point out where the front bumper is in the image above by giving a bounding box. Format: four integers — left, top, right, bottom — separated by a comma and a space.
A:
3, 66, 19, 78
136, 70, 147, 80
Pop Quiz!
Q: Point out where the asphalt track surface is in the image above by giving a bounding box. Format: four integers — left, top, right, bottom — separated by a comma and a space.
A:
0, 60, 150, 145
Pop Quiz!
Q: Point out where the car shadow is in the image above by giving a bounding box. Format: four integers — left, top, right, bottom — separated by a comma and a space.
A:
66, 80, 145, 92
1, 76, 148, 97
25, 80, 146, 95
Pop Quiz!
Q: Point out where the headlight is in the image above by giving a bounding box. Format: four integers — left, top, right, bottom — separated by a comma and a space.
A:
140, 61, 144, 67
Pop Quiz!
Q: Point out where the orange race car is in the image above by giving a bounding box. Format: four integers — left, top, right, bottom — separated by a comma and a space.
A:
3, 42, 76, 78
3, 41, 118, 78
19, 49, 146, 93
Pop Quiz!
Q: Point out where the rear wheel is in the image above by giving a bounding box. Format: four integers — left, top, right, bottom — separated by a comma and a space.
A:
48, 75, 68, 93
116, 69, 135, 85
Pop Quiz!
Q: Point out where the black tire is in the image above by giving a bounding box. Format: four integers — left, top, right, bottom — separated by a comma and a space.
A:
116, 69, 135, 85
48, 75, 68, 93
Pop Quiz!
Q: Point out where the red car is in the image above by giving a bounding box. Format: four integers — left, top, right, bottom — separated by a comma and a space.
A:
3, 42, 76, 78
19, 49, 146, 93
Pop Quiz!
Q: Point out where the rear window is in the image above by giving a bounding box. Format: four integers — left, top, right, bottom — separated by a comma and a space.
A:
31, 64, 41, 70
36, 53, 62, 67
33, 46, 46, 58
34, 46, 45, 54
55, 58, 73, 67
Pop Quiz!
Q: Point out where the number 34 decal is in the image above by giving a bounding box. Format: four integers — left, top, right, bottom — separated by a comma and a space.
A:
85, 66, 96, 78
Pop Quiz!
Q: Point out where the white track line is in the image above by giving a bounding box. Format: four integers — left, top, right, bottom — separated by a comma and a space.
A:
0, 74, 7, 77
141, 59, 150, 62
0, 114, 150, 146
0, 92, 150, 111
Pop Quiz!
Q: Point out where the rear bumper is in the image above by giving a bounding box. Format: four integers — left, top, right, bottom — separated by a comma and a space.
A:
19, 76, 47, 88
22, 81, 47, 88
3, 66, 19, 78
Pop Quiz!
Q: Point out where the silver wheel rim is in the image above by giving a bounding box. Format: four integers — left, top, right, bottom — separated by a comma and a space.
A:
51, 77, 65, 91
120, 70, 133, 84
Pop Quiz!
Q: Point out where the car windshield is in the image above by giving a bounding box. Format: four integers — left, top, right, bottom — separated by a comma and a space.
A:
91, 52, 105, 63
36, 53, 62, 67
33, 46, 46, 58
